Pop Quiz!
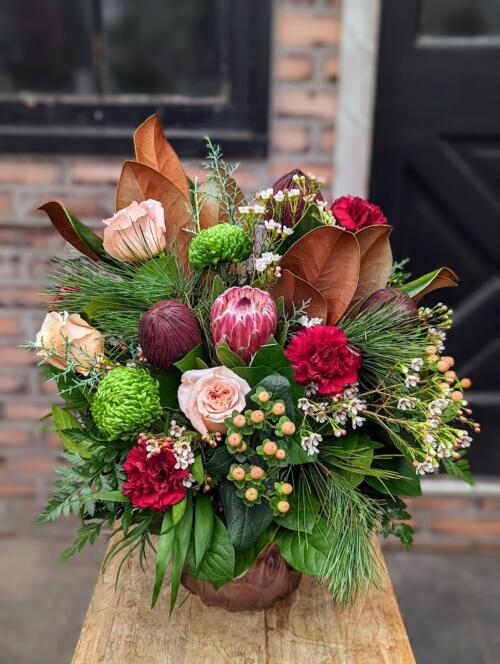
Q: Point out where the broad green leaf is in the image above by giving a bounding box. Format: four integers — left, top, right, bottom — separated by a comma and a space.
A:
211, 274, 225, 303
276, 209, 323, 255
191, 516, 235, 589
443, 458, 473, 485
233, 365, 269, 387
286, 438, 316, 465
250, 343, 290, 372
366, 458, 422, 497
401, 267, 458, 303
233, 524, 277, 577
275, 517, 332, 576
191, 455, 204, 485
216, 342, 246, 369
151, 511, 176, 608
156, 370, 180, 409
277, 492, 320, 534
255, 373, 295, 419
170, 496, 193, 612
51, 405, 92, 458
88, 490, 130, 503
205, 447, 234, 475
194, 495, 214, 571
172, 497, 187, 525
219, 481, 273, 551
174, 344, 207, 373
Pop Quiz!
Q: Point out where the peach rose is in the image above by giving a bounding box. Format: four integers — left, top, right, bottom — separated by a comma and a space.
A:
36, 311, 104, 375
178, 366, 251, 435
102, 199, 166, 262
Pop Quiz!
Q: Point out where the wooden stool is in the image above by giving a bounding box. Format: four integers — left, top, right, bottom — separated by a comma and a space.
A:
72, 541, 414, 663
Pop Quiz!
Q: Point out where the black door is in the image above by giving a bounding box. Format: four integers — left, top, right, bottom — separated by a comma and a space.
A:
370, 0, 500, 474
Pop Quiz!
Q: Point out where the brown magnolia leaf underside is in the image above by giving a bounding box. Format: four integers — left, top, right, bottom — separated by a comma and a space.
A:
280, 226, 360, 324
39, 201, 102, 262
353, 225, 393, 301
268, 269, 328, 322
412, 268, 459, 304
198, 170, 247, 229
116, 161, 193, 267
133, 114, 189, 199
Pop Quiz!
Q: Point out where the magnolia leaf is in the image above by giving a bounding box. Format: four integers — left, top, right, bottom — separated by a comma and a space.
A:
268, 269, 328, 322
401, 267, 458, 303
133, 114, 189, 198
279, 226, 360, 324
353, 225, 393, 301
39, 202, 104, 262
116, 161, 193, 266
198, 171, 246, 229
276, 209, 323, 255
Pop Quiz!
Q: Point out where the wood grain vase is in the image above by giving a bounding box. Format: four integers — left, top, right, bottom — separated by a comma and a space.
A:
181, 544, 302, 611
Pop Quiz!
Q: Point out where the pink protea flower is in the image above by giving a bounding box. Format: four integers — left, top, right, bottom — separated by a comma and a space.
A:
211, 286, 278, 362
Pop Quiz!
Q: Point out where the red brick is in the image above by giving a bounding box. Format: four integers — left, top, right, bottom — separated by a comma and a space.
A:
44, 430, 62, 449
0, 160, 61, 185
432, 518, 500, 536
405, 497, 469, 511
10, 457, 58, 473
3, 403, 50, 421
0, 193, 12, 215
277, 14, 340, 47
275, 90, 337, 120
0, 374, 27, 393
0, 227, 65, 250
320, 128, 336, 152
0, 428, 29, 447
26, 194, 111, 221
70, 159, 123, 185
480, 498, 500, 511
0, 346, 36, 367
276, 55, 313, 82
323, 55, 340, 80
273, 125, 310, 153
0, 314, 22, 337
0, 482, 35, 498
0, 288, 42, 306
40, 379, 60, 397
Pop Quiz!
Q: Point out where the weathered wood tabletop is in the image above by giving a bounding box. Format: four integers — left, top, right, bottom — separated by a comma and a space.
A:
72, 541, 414, 664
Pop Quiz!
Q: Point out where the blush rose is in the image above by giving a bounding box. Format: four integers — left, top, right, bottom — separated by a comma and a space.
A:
178, 366, 251, 435
102, 199, 166, 262
36, 311, 103, 375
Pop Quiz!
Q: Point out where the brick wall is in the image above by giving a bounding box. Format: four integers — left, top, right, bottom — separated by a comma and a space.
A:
0, 0, 340, 533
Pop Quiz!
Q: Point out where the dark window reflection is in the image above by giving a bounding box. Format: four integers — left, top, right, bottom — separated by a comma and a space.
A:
421, 0, 500, 37
0, 0, 227, 98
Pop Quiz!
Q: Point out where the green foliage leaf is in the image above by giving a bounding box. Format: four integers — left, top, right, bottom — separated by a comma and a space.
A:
219, 481, 273, 550
286, 438, 316, 465
191, 516, 235, 589
194, 495, 214, 571
205, 447, 234, 476
216, 341, 246, 369
233, 525, 277, 577
156, 370, 180, 409
152, 511, 176, 608
365, 457, 422, 497
174, 344, 207, 373
211, 274, 225, 303
191, 455, 204, 485
170, 496, 193, 612
250, 343, 290, 372
400, 267, 458, 301
275, 517, 332, 576
132, 255, 178, 289
443, 458, 473, 485
172, 497, 187, 525
232, 366, 269, 387
61, 522, 102, 561
52, 405, 92, 458
278, 491, 320, 534
255, 373, 295, 419
87, 490, 130, 503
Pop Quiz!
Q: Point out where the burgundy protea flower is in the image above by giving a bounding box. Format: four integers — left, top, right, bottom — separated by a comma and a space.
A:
211, 286, 277, 362
361, 288, 418, 319
267, 168, 324, 228
138, 300, 202, 370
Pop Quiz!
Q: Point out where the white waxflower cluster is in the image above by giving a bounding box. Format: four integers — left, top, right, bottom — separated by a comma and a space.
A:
298, 315, 323, 328
298, 385, 367, 435
238, 203, 267, 216
301, 432, 322, 456
264, 219, 293, 236
169, 419, 186, 438
397, 397, 418, 411
182, 473, 195, 488
255, 251, 281, 273
172, 440, 195, 470
428, 327, 447, 353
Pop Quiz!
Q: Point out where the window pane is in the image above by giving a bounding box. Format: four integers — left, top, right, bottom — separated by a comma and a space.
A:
101, 0, 227, 97
421, 0, 500, 37
0, 0, 94, 94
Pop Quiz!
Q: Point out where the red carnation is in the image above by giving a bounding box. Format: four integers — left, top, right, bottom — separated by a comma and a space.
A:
285, 325, 361, 395
123, 438, 189, 511
331, 195, 387, 231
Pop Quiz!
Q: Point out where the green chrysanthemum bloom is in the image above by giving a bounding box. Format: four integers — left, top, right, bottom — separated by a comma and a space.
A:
91, 367, 162, 441
188, 223, 252, 270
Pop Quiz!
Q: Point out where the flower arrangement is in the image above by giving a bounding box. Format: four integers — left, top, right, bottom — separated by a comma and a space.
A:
29, 115, 479, 613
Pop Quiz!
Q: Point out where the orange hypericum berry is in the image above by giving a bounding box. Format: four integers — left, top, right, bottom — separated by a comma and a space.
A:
461, 377, 472, 389
442, 356, 455, 368
245, 488, 258, 502
250, 466, 265, 480
277, 500, 290, 514
281, 483, 293, 495
258, 390, 271, 403
227, 433, 242, 448
437, 359, 450, 373
239, 442, 248, 452
251, 409, 265, 424
275, 449, 287, 460
427, 354, 439, 363
451, 390, 464, 402
233, 414, 246, 428
272, 402, 286, 416
231, 467, 246, 481
445, 370, 457, 381
281, 421, 296, 436
263, 441, 278, 456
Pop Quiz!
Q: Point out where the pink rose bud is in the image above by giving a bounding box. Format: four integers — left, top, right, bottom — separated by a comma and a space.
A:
211, 286, 277, 362
267, 168, 324, 228
102, 199, 166, 262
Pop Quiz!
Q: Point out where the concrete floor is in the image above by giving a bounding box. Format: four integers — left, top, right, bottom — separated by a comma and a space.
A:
0, 532, 499, 664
